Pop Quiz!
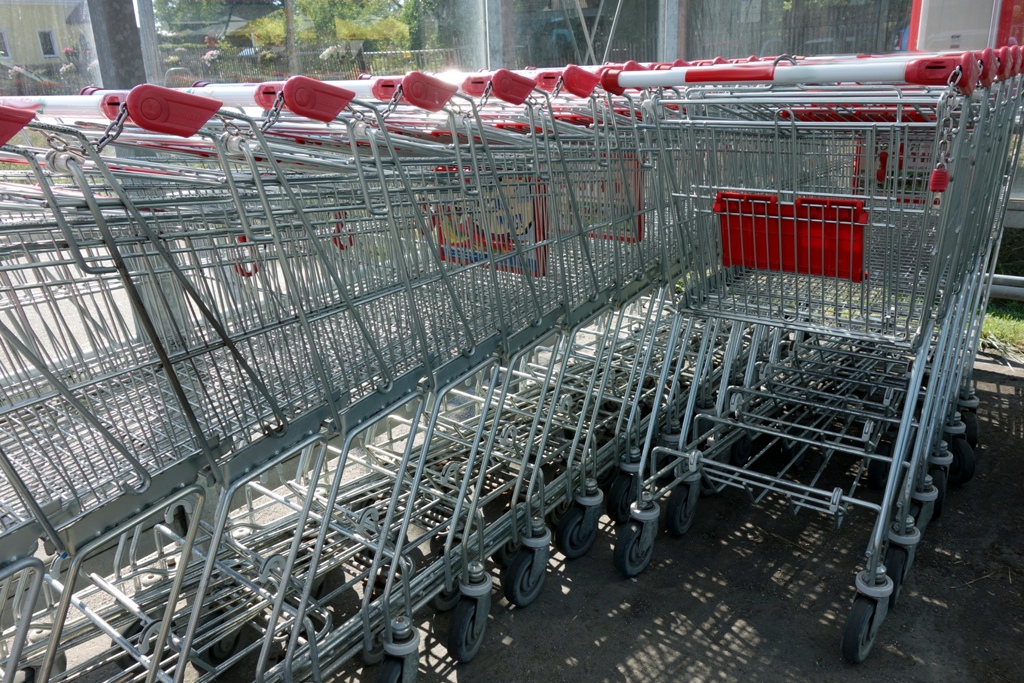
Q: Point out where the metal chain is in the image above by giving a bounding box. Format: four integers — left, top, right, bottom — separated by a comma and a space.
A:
935, 85, 958, 170
381, 85, 404, 120
93, 103, 129, 152
260, 92, 286, 133
44, 131, 71, 153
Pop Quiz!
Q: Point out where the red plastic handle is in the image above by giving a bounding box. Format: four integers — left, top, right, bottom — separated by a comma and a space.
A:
600, 61, 647, 95
1012, 45, 1023, 77
254, 81, 285, 110
283, 76, 354, 122
370, 76, 403, 103
461, 73, 491, 97
490, 69, 535, 105
533, 70, 563, 92
125, 84, 222, 137
0, 105, 35, 146
99, 91, 129, 121
976, 48, 997, 87
561, 65, 600, 98
903, 52, 978, 94
996, 46, 1013, 81
401, 71, 457, 111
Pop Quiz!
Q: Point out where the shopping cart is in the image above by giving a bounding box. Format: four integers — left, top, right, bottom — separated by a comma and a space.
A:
598, 48, 1022, 662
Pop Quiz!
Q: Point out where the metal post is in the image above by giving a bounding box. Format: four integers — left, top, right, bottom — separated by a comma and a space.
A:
136, 0, 161, 84
85, 0, 147, 88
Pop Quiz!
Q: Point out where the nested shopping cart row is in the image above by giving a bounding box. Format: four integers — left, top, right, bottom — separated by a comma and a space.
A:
0, 44, 1021, 682
0, 67, 684, 683
598, 46, 1023, 663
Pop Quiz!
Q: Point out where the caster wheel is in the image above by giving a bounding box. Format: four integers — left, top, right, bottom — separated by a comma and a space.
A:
112, 619, 146, 671
867, 441, 892, 491
607, 472, 635, 524
613, 520, 654, 578
545, 497, 571, 530
665, 483, 698, 537
492, 539, 520, 569
15, 652, 66, 683
431, 585, 460, 612
841, 595, 881, 664
555, 503, 599, 560
191, 610, 255, 672
502, 548, 546, 607
929, 467, 947, 520
883, 545, 909, 609
596, 463, 617, 490
961, 410, 979, 449
948, 437, 975, 485
447, 596, 489, 663
731, 434, 753, 467
375, 656, 403, 683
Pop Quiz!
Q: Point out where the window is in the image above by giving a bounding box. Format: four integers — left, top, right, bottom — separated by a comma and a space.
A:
0, 30, 9, 59
38, 30, 56, 58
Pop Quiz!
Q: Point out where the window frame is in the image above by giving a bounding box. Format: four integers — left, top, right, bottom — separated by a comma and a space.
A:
37, 29, 57, 59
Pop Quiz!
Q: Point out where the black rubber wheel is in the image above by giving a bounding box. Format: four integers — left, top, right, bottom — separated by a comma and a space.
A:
613, 520, 654, 578
884, 545, 909, 609
555, 504, 598, 560
492, 538, 520, 569
841, 595, 880, 664
191, 610, 253, 672
502, 548, 546, 607
15, 652, 66, 683
606, 472, 635, 524
447, 597, 488, 663
545, 497, 571, 530
929, 467, 947, 520
112, 620, 145, 671
948, 437, 976, 486
431, 585, 460, 612
731, 434, 753, 467
375, 656, 402, 683
961, 410, 979, 449
867, 441, 892, 491
665, 484, 698, 537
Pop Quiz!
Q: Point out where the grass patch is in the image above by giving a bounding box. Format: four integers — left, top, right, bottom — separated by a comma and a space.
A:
982, 300, 1024, 354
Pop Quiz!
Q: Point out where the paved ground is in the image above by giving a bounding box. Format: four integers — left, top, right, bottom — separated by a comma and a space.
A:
385, 353, 1024, 683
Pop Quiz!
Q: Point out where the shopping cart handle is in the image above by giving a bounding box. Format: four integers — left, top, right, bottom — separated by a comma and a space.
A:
402, 71, 458, 111
0, 105, 35, 146
253, 81, 285, 110
490, 69, 536, 105
975, 48, 997, 87
996, 46, 1013, 81
125, 84, 222, 137
461, 73, 491, 97
904, 52, 980, 94
561, 65, 600, 98
98, 91, 130, 120
599, 60, 646, 95
533, 69, 563, 92
282, 76, 355, 122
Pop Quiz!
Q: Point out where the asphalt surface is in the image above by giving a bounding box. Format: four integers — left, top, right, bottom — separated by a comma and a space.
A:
371, 352, 1024, 683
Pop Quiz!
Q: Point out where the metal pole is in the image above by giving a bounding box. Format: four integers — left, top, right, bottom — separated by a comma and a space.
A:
602, 0, 626, 64
136, 0, 161, 83
86, 0, 147, 88
284, 0, 298, 76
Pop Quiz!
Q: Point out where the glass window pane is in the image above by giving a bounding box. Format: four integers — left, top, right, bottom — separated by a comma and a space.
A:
38, 30, 56, 58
